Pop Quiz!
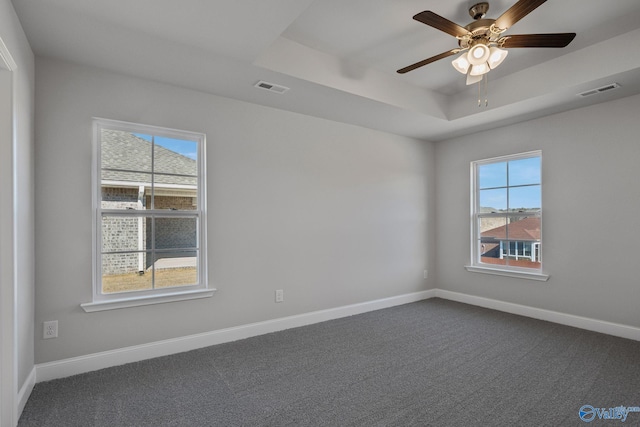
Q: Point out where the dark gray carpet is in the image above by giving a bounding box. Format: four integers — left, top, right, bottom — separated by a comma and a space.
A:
19, 298, 640, 426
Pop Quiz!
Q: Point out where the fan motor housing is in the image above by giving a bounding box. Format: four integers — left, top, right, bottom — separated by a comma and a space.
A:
469, 2, 489, 20
459, 19, 497, 49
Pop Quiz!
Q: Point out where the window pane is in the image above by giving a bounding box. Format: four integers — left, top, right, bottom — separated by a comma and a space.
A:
101, 181, 150, 210
506, 217, 540, 241
152, 252, 198, 289
479, 188, 507, 212
502, 216, 542, 268
479, 216, 506, 264
478, 162, 507, 189
502, 241, 541, 269
102, 215, 149, 252
101, 252, 152, 294
152, 137, 198, 210
479, 217, 507, 238
152, 174, 198, 211
154, 217, 198, 250
153, 173, 197, 187
508, 157, 540, 186
508, 185, 541, 211
101, 130, 152, 172
480, 255, 507, 266
153, 137, 198, 176
101, 169, 152, 188
152, 193, 198, 211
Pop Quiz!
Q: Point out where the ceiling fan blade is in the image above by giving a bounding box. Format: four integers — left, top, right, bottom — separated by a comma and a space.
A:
494, 0, 547, 31
397, 49, 460, 74
413, 11, 469, 38
501, 33, 576, 48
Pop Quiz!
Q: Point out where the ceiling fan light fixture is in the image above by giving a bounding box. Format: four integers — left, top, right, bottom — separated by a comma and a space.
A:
468, 44, 490, 65
487, 46, 508, 69
452, 53, 471, 74
469, 63, 490, 76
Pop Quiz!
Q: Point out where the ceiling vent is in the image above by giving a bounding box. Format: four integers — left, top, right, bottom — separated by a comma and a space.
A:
254, 81, 289, 94
578, 83, 621, 97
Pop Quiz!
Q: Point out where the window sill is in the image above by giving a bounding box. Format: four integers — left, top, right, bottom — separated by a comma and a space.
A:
81, 288, 216, 312
464, 265, 549, 282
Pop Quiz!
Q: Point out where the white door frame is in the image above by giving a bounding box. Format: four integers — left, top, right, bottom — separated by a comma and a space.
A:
0, 36, 18, 427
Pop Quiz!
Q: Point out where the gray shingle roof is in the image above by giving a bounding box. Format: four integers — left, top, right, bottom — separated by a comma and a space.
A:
101, 129, 196, 187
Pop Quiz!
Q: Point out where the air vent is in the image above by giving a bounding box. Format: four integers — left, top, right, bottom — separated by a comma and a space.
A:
254, 80, 289, 94
578, 83, 621, 97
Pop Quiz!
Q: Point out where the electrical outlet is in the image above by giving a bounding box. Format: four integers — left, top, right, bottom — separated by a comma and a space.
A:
43, 320, 58, 339
275, 289, 284, 303
424, 269, 428, 279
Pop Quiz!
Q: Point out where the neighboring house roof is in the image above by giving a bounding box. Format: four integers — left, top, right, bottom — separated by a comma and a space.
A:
101, 129, 196, 187
481, 217, 540, 241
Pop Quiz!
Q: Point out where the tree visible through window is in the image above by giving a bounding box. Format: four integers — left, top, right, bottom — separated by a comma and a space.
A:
472, 152, 542, 271
92, 119, 208, 305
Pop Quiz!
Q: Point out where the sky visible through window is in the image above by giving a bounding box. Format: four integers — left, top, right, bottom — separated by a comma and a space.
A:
479, 157, 541, 211
134, 133, 198, 160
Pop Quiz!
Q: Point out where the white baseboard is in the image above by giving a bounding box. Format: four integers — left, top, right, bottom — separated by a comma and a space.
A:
17, 367, 36, 419
435, 289, 640, 341
36, 289, 436, 382
35, 287, 639, 384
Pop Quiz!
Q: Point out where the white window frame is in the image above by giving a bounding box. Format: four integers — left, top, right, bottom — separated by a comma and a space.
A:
465, 150, 549, 281
82, 118, 214, 312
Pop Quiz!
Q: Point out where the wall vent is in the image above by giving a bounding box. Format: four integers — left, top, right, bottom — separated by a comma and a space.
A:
254, 80, 290, 94
578, 83, 621, 97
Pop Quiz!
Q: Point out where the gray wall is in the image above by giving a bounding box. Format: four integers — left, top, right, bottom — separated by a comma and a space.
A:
435, 93, 640, 328
34, 58, 436, 363
0, 0, 35, 402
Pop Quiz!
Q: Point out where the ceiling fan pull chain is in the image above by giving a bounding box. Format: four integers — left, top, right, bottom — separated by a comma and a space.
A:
478, 74, 489, 107
485, 74, 489, 107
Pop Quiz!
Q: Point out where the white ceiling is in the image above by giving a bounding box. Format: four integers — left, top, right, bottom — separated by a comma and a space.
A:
11, 0, 640, 141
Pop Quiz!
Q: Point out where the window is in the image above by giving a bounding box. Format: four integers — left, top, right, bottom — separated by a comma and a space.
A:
82, 119, 213, 312
466, 151, 548, 281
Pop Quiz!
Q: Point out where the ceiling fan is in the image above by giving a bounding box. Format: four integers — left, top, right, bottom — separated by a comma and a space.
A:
397, 0, 576, 85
